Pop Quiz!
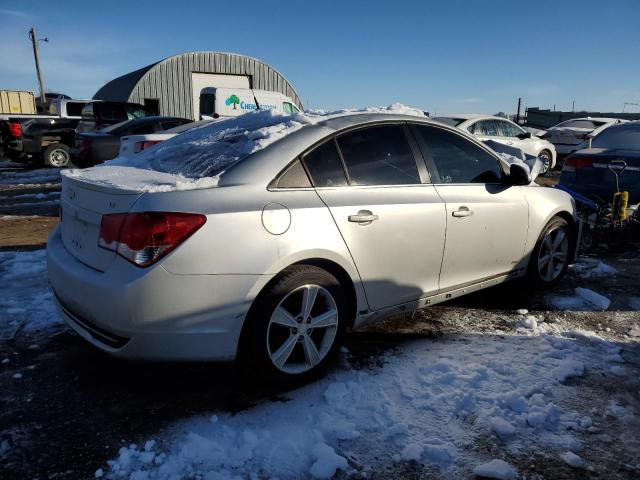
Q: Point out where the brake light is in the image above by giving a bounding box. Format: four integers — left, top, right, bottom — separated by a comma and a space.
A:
78, 137, 93, 152
9, 122, 22, 138
133, 140, 162, 153
99, 212, 206, 267
562, 157, 593, 172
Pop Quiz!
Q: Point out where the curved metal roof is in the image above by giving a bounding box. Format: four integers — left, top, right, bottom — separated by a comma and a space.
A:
93, 52, 303, 117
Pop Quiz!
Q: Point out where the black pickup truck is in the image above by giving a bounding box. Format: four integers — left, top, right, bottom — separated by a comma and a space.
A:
1, 100, 153, 167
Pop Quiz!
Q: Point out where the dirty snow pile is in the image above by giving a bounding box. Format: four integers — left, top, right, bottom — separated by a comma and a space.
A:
0, 250, 61, 339
546, 260, 617, 311
63, 104, 425, 193
98, 330, 632, 479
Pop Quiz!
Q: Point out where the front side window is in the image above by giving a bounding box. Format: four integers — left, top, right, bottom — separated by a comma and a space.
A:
282, 102, 293, 114
497, 120, 524, 137
471, 120, 500, 136
302, 140, 348, 187
415, 126, 503, 184
337, 125, 420, 186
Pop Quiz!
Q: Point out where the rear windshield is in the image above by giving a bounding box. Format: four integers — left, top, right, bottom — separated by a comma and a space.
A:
555, 119, 598, 129
111, 110, 311, 179
434, 117, 465, 127
592, 125, 640, 150
101, 119, 135, 133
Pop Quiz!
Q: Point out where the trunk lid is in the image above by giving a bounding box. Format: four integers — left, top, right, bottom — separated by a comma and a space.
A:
60, 173, 143, 271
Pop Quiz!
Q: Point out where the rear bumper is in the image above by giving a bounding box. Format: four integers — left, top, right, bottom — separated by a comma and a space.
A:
47, 226, 268, 361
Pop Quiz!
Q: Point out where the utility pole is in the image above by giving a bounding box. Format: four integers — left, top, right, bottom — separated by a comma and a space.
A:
28, 27, 47, 105
572, 100, 575, 112
515, 97, 522, 124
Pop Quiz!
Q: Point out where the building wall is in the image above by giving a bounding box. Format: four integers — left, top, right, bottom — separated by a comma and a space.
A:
123, 52, 303, 119
526, 107, 640, 129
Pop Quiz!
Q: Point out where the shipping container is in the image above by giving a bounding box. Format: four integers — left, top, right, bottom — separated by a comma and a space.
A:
0, 90, 37, 115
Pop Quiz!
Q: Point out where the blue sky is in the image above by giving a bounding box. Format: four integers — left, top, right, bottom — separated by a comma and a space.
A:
1, 0, 639, 115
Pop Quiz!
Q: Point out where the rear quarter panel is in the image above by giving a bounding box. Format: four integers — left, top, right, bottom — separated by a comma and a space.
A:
132, 185, 367, 310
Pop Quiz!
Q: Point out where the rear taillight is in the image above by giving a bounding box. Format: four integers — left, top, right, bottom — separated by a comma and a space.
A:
81, 137, 93, 152
9, 122, 22, 138
133, 140, 162, 153
99, 212, 206, 267
562, 157, 593, 172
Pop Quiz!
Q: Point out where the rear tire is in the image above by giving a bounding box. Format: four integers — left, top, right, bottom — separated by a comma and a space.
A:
527, 216, 572, 288
240, 265, 347, 383
538, 149, 553, 175
43, 143, 72, 168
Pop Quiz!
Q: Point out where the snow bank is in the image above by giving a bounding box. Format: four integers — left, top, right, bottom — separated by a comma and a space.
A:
547, 287, 611, 311
0, 250, 61, 339
98, 330, 628, 479
571, 258, 617, 278
473, 459, 516, 479
64, 104, 426, 193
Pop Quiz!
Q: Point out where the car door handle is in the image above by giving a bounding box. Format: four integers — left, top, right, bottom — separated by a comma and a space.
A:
452, 206, 473, 217
348, 210, 379, 224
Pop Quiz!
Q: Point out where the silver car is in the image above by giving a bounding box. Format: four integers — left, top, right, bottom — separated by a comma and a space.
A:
47, 113, 577, 381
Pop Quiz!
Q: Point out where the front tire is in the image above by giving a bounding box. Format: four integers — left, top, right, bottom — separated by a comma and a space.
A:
43, 143, 72, 168
527, 216, 572, 287
538, 149, 553, 175
241, 265, 347, 383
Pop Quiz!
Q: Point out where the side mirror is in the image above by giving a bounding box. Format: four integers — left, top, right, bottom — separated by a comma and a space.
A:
518, 131, 532, 139
508, 163, 532, 185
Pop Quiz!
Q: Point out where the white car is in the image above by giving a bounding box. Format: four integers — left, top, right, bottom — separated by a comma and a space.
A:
118, 120, 210, 159
435, 115, 557, 173
48, 110, 577, 381
545, 117, 628, 156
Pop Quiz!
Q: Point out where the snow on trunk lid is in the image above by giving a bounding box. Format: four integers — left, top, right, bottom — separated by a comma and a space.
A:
60, 174, 143, 272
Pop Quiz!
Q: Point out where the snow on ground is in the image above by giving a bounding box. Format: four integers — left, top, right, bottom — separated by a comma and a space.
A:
0, 168, 61, 186
546, 287, 611, 311
63, 104, 426, 193
0, 250, 61, 340
99, 326, 631, 479
571, 258, 617, 278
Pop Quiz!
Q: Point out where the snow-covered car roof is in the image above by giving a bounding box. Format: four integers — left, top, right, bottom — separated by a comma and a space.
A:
63, 104, 429, 192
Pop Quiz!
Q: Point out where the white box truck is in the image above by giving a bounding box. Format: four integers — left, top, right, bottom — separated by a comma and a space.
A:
198, 88, 300, 120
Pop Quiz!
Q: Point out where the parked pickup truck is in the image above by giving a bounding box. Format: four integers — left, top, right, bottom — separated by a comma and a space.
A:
0, 99, 90, 166
1, 100, 153, 167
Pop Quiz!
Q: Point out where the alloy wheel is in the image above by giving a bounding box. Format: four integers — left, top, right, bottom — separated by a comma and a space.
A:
266, 284, 339, 374
49, 148, 70, 167
537, 227, 569, 282
539, 151, 551, 173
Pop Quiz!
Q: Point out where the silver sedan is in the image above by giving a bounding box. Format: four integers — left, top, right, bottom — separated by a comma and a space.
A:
47, 113, 577, 381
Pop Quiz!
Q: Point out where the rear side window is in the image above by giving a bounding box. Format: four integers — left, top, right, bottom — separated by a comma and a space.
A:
415, 126, 503, 184
66, 102, 85, 117
337, 125, 420, 185
303, 140, 348, 187
275, 160, 312, 188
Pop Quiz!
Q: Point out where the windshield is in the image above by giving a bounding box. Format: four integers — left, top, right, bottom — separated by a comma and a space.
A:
592, 125, 640, 150
434, 117, 465, 127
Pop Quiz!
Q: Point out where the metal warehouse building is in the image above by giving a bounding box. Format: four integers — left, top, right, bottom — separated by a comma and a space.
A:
93, 51, 303, 120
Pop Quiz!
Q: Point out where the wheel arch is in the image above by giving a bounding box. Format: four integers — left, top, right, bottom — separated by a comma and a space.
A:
236, 256, 362, 362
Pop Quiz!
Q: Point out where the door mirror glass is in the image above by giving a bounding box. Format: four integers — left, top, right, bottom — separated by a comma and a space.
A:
508, 163, 532, 185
